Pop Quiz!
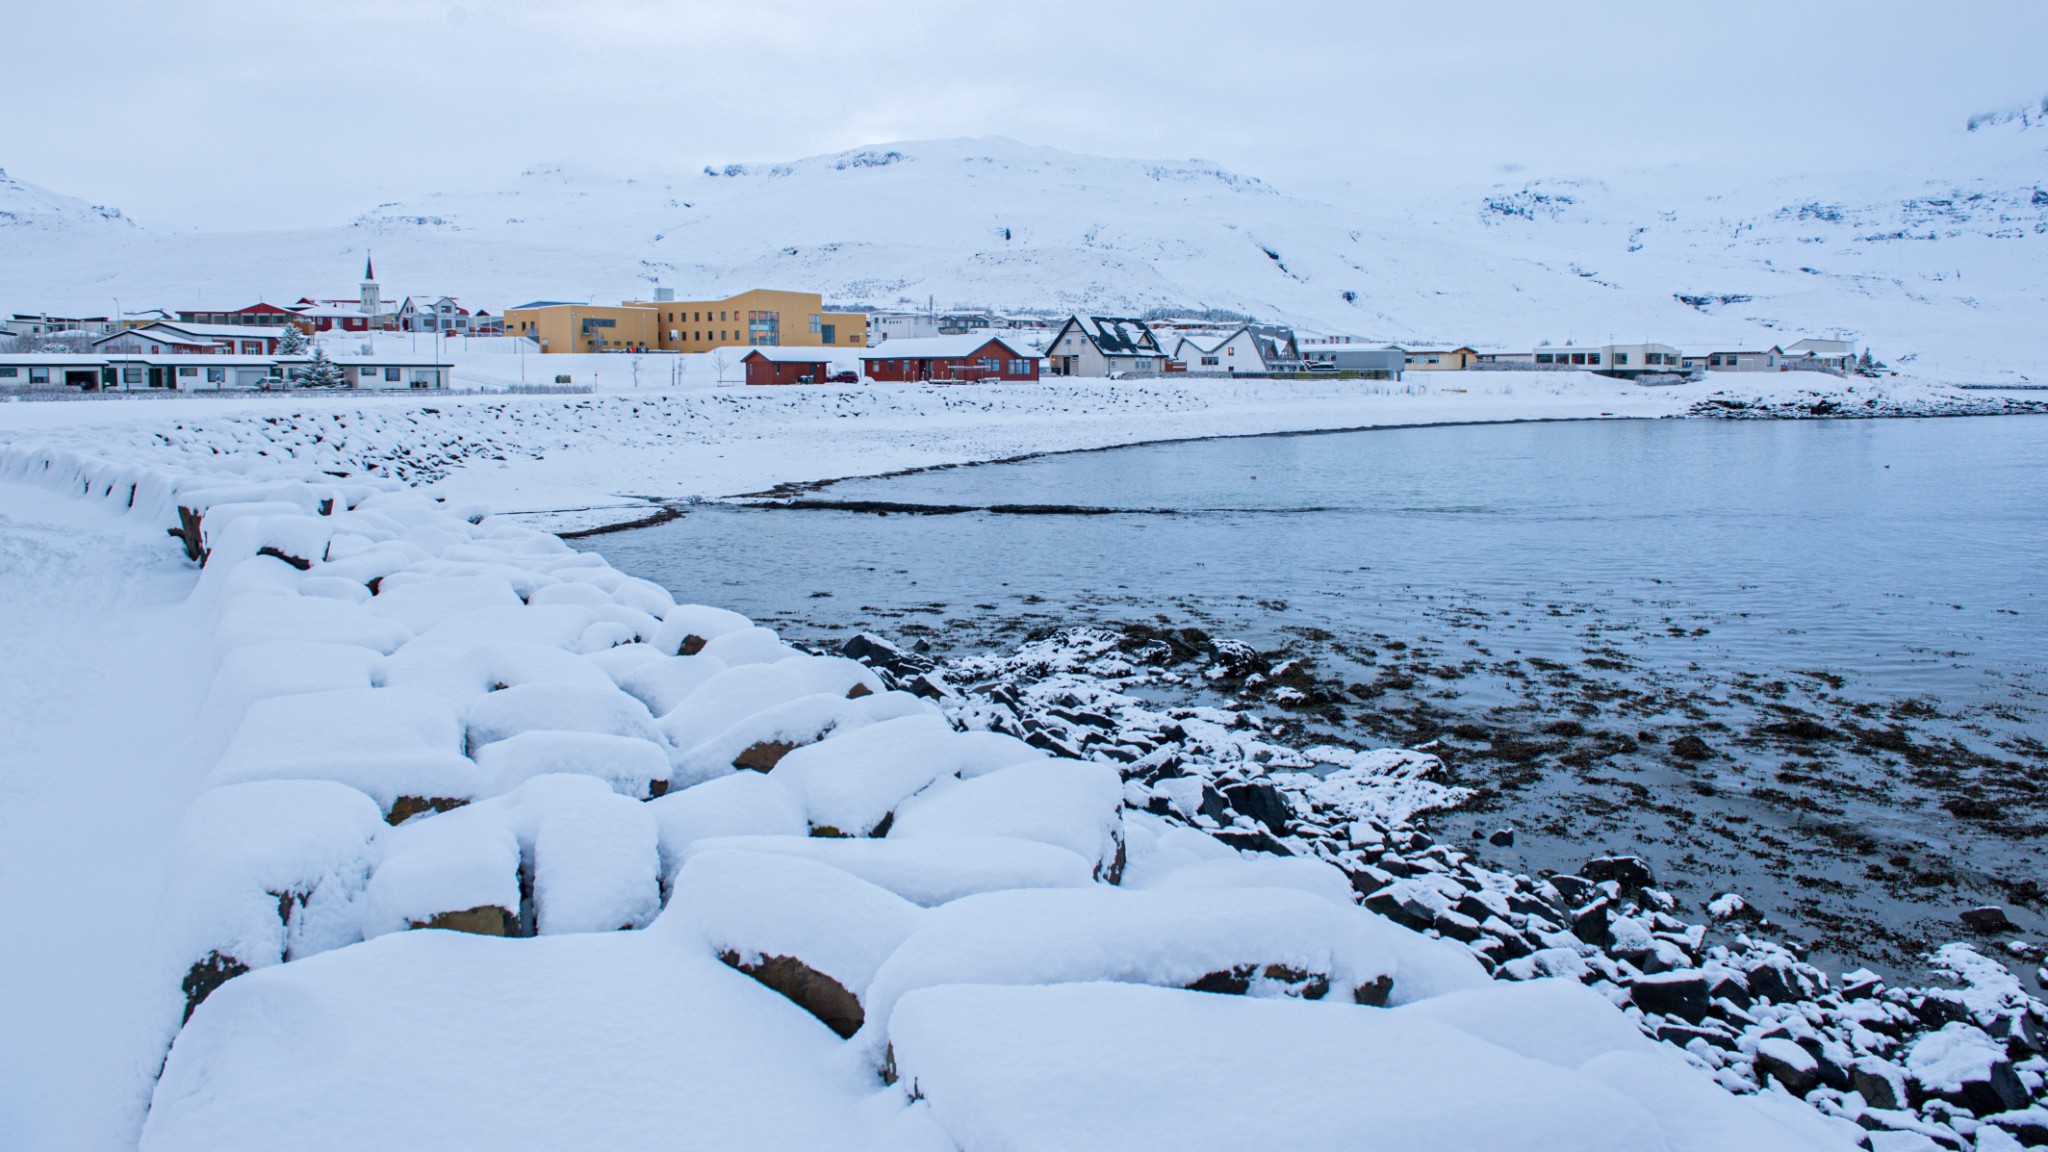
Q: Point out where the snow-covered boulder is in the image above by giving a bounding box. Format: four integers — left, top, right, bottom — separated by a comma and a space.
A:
682, 834, 1096, 907
696, 625, 797, 666
463, 682, 663, 750
410, 604, 594, 653
645, 772, 809, 880
162, 780, 386, 1020
884, 981, 1669, 1152
207, 687, 482, 818
670, 689, 932, 784
655, 655, 885, 750
212, 594, 412, 657
860, 885, 1400, 1045
888, 759, 1125, 880
473, 730, 672, 799
533, 793, 661, 934
378, 640, 618, 709
768, 714, 970, 837
651, 603, 753, 656
614, 653, 727, 716
675, 848, 924, 1037
362, 574, 525, 633
193, 641, 380, 762
364, 808, 523, 938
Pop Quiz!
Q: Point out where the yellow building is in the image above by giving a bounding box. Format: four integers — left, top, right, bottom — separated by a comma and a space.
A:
1401, 346, 1480, 371
504, 289, 866, 355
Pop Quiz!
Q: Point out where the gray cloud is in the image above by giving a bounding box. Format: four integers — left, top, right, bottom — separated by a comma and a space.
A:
6, 0, 2043, 228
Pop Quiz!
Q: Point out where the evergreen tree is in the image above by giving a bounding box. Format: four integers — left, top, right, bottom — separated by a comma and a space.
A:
297, 345, 349, 389
277, 323, 309, 355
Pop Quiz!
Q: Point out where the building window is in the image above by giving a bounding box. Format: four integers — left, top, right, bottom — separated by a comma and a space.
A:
1535, 353, 1553, 364
809, 314, 822, 334
179, 365, 197, 376
386, 367, 401, 381
1613, 353, 1629, 366
1587, 353, 1601, 365
1201, 355, 1219, 366
1570, 352, 1585, 365
123, 367, 143, 383
207, 367, 225, 383
0, 367, 14, 378
821, 324, 836, 344
28, 368, 49, 384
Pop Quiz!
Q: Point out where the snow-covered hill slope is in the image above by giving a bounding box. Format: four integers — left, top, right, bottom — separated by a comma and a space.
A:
3, 118, 2043, 377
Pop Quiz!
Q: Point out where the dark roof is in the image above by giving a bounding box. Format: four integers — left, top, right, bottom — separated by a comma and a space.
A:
1062, 315, 1165, 357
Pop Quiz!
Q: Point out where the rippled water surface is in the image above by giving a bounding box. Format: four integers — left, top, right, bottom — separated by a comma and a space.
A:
597, 416, 2048, 972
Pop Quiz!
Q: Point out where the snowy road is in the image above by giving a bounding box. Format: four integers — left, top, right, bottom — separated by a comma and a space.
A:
0, 484, 201, 1151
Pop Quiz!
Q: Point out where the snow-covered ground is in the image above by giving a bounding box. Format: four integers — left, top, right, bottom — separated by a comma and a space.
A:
7, 366, 2034, 533
0, 378, 2039, 1150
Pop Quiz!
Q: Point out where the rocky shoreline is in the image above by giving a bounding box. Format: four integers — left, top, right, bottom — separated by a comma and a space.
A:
833, 624, 2048, 1149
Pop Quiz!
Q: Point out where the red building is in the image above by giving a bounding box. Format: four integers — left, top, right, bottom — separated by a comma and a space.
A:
860, 335, 1039, 383
742, 347, 835, 386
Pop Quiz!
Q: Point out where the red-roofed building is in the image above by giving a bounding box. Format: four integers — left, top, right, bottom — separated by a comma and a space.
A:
860, 335, 1039, 383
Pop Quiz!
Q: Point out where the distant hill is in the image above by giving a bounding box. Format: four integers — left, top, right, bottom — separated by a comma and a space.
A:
2, 125, 2042, 378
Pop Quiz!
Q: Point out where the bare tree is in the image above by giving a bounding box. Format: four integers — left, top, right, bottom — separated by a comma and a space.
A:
710, 347, 734, 386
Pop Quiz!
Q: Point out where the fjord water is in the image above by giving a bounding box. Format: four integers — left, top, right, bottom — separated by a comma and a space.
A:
600, 416, 2048, 970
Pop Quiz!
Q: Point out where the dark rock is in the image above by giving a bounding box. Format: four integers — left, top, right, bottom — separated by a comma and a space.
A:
1221, 780, 1293, 837
1961, 905, 2016, 933
1197, 785, 1233, 826
181, 951, 250, 1023
1655, 1022, 1737, 1051
1754, 1038, 1820, 1096
840, 632, 930, 675
1852, 1060, 1907, 1110
1986, 1111, 2048, 1146
1488, 827, 1516, 847
1548, 874, 1596, 905
1582, 855, 1656, 891
1433, 909, 1483, 943
1630, 971, 1711, 1024
1669, 734, 1715, 761
1571, 898, 1613, 947
412, 905, 518, 937
908, 672, 956, 700
721, 951, 865, 1039
1745, 961, 1795, 1005
1707, 971, 1753, 1010
1363, 890, 1434, 933
1211, 827, 1295, 857
386, 795, 467, 825
733, 740, 802, 772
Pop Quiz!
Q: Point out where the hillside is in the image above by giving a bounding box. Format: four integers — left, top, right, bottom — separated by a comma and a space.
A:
2, 121, 2043, 378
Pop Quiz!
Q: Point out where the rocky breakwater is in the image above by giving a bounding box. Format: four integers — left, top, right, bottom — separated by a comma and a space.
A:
0, 440, 1957, 1148
844, 624, 2048, 1151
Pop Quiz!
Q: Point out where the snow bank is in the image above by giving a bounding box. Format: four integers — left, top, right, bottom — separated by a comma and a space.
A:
682, 834, 1096, 906
463, 682, 663, 750
532, 793, 660, 934
473, 729, 671, 798
888, 759, 1124, 878
885, 981, 1667, 1152
675, 848, 923, 1036
645, 771, 808, 879
163, 780, 385, 978
208, 686, 481, 813
769, 714, 979, 837
142, 928, 948, 1151
860, 885, 1400, 1041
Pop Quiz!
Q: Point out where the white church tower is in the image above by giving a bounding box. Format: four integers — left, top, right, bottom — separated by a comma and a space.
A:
359, 254, 381, 323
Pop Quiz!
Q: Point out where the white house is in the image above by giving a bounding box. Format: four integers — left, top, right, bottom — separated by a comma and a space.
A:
1047, 315, 1169, 378
1685, 348, 1783, 372
0, 351, 449, 392
395, 296, 472, 334
1531, 343, 1685, 376
1779, 338, 1854, 371
94, 321, 294, 356
5, 313, 116, 339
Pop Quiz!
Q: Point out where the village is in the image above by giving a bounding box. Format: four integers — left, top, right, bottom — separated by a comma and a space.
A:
0, 258, 1877, 394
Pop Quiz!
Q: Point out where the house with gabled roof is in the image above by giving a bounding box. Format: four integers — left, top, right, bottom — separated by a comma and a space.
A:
1173, 324, 1303, 374
1047, 315, 1168, 378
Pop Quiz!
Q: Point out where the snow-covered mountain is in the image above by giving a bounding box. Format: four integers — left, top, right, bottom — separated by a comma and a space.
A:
3, 120, 2043, 377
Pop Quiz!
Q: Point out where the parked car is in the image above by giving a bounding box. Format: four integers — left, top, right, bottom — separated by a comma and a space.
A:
826, 371, 859, 384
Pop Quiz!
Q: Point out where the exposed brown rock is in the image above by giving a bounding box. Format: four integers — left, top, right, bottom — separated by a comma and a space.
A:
720, 950, 865, 1039
678, 634, 708, 656
733, 741, 800, 772
181, 951, 249, 1023
412, 905, 517, 937
386, 795, 468, 825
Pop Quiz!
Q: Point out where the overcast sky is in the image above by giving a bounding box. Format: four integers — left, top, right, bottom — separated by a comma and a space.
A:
7, 0, 2043, 230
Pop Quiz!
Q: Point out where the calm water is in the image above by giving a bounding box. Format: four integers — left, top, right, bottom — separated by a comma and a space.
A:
597, 416, 2048, 971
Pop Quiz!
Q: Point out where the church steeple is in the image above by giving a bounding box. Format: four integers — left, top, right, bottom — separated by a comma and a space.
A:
359, 252, 381, 318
